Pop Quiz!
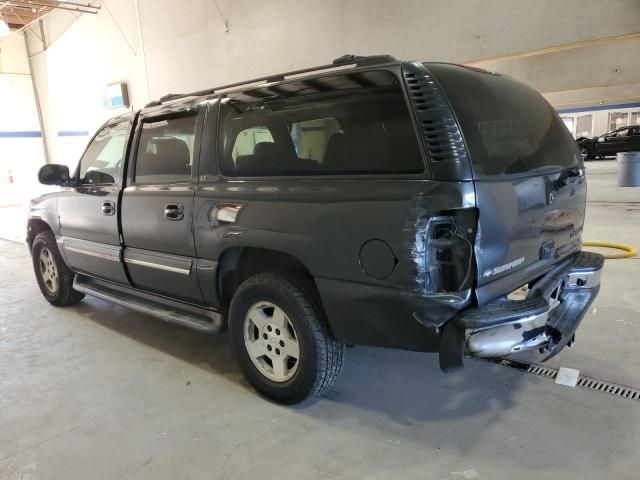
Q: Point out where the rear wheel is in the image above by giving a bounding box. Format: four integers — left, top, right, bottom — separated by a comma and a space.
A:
32, 231, 84, 306
229, 272, 345, 404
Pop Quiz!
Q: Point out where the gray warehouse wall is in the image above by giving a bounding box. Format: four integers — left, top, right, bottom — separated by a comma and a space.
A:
137, 0, 640, 98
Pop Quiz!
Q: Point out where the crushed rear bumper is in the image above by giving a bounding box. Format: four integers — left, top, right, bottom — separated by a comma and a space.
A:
439, 251, 604, 371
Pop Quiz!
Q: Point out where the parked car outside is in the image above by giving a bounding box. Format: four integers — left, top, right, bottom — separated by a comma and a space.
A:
28, 55, 603, 404
577, 125, 640, 160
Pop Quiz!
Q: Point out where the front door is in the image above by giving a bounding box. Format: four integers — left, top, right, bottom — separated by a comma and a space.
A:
58, 118, 131, 284
599, 127, 630, 156
120, 106, 205, 304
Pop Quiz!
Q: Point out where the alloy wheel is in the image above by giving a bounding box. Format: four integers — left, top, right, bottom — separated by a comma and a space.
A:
243, 301, 300, 382
39, 247, 59, 294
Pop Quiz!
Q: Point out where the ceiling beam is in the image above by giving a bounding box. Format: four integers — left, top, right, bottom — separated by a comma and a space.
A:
6, 0, 99, 14
465, 32, 640, 64
0, 0, 99, 31
3, 12, 41, 21
2, 4, 50, 12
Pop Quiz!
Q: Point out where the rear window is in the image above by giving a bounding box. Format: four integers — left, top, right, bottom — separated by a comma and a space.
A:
219, 70, 424, 176
427, 64, 580, 177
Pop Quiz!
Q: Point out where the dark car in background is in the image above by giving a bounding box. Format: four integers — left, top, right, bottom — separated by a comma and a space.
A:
577, 125, 640, 160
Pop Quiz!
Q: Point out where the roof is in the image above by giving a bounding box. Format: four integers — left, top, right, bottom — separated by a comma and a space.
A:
142, 54, 402, 109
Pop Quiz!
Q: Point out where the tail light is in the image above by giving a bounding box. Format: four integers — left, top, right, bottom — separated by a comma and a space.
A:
423, 208, 477, 293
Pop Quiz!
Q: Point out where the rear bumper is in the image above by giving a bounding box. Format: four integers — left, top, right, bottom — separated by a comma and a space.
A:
439, 251, 604, 371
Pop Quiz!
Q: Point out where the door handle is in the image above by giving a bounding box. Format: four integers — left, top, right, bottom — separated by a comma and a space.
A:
164, 203, 184, 221
102, 201, 116, 216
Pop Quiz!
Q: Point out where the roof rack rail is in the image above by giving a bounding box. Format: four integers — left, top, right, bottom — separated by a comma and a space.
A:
332, 54, 397, 66
142, 54, 397, 108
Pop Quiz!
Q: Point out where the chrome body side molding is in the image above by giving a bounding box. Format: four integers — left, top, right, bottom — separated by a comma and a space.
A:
58, 236, 121, 262
123, 248, 192, 275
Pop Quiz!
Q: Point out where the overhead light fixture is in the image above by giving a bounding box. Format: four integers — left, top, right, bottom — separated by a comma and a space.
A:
0, 18, 10, 39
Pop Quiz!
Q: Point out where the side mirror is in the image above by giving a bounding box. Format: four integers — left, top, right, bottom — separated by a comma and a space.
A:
38, 164, 70, 185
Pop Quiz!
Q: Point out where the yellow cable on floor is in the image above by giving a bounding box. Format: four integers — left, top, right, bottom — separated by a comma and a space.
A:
583, 241, 637, 259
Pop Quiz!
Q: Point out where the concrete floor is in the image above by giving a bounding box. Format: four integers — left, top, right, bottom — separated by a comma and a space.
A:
0, 160, 638, 480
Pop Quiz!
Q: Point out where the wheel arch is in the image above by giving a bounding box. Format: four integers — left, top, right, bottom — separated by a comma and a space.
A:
27, 218, 54, 249
217, 247, 319, 311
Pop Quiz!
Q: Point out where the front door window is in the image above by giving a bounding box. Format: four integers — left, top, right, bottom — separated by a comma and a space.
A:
78, 123, 128, 185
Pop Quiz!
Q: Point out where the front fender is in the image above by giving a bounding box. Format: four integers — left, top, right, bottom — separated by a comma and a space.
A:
27, 192, 61, 245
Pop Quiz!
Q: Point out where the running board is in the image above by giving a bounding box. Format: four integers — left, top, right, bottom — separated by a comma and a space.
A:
73, 275, 223, 334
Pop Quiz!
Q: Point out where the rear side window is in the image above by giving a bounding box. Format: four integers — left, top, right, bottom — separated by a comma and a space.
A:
134, 114, 197, 183
232, 126, 274, 159
219, 70, 424, 176
427, 64, 580, 177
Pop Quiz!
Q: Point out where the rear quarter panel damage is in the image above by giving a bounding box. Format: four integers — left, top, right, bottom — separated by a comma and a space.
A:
195, 178, 475, 350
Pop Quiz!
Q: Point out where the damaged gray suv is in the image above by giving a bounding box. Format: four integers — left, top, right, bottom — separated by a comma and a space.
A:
28, 55, 603, 404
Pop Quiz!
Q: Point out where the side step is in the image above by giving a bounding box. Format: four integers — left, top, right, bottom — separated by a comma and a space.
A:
73, 275, 224, 334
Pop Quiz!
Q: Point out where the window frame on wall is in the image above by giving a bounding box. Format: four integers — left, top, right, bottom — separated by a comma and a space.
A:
608, 112, 629, 132
575, 114, 593, 138
129, 106, 203, 186
216, 69, 426, 179
631, 111, 640, 126
560, 116, 575, 137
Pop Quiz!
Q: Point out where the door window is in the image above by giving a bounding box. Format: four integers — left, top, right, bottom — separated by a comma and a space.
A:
611, 128, 629, 138
78, 122, 128, 184
134, 114, 197, 184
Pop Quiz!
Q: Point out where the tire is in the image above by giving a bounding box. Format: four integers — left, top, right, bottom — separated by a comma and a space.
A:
580, 147, 593, 161
32, 231, 85, 306
229, 271, 345, 405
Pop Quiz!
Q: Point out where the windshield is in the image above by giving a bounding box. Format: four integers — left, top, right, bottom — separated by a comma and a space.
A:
426, 63, 581, 177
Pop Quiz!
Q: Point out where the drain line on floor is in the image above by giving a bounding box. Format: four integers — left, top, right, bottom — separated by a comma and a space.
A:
479, 358, 640, 402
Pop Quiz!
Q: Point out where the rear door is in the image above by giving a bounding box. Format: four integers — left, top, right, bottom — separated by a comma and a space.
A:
427, 64, 586, 303
120, 105, 205, 303
58, 118, 131, 284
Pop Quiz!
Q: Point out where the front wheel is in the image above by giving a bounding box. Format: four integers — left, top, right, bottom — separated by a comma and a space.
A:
229, 272, 345, 404
580, 147, 593, 161
32, 231, 85, 306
